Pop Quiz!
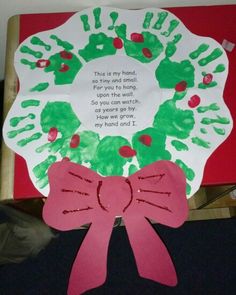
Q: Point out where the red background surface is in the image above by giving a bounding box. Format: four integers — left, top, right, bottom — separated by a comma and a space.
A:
14, 5, 236, 199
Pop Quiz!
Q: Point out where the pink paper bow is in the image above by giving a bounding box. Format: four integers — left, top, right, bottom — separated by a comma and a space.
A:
43, 160, 188, 294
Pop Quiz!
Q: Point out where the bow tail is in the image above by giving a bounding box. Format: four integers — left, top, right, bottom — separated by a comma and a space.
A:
68, 215, 115, 295
123, 215, 177, 286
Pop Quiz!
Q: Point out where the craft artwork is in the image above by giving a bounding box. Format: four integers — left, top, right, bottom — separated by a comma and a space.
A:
2, 6, 233, 295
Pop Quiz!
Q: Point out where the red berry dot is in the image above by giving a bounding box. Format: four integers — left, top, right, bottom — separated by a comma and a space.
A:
70, 134, 80, 148
142, 48, 152, 58
119, 146, 136, 158
48, 127, 58, 142
203, 73, 213, 85
60, 51, 73, 59
62, 157, 70, 162
130, 33, 144, 43
59, 64, 70, 72
139, 135, 152, 146
188, 95, 201, 108
175, 81, 187, 92
113, 37, 123, 49
36, 59, 50, 68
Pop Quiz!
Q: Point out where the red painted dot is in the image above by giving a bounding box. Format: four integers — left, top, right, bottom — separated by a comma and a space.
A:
142, 48, 152, 58
48, 127, 58, 142
130, 33, 144, 43
60, 51, 73, 59
188, 95, 201, 108
203, 73, 213, 85
59, 64, 70, 72
119, 146, 136, 158
113, 37, 123, 49
70, 134, 80, 148
36, 59, 50, 68
175, 81, 187, 92
62, 157, 70, 162
139, 135, 152, 146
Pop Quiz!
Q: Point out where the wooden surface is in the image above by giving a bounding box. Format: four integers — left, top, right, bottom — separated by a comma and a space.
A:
0, 15, 19, 201
1, 13, 236, 220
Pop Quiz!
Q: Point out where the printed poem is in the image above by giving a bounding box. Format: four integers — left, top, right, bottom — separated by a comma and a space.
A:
91, 70, 139, 129
71, 56, 160, 136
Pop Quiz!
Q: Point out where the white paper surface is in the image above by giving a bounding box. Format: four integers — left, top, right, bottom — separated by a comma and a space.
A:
3, 7, 233, 197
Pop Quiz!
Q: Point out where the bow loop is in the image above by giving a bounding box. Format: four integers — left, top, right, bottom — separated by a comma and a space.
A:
128, 160, 188, 228
43, 161, 101, 231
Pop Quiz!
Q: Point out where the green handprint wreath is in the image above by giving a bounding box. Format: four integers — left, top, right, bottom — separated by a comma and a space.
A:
3, 7, 232, 197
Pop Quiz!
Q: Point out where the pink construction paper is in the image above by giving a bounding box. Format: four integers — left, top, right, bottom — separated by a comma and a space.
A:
43, 160, 188, 294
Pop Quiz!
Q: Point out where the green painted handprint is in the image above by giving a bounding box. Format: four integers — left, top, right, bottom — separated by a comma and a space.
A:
4, 7, 232, 197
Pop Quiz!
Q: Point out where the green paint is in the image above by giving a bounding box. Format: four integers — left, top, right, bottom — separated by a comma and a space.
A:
77, 131, 100, 163
132, 128, 171, 168
186, 183, 191, 195
108, 11, 118, 30
20, 59, 36, 69
80, 14, 90, 31
143, 12, 154, 29
21, 100, 40, 108
156, 57, 195, 88
172, 90, 187, 101
162, 33, 182, 60
93, 7, 102, 29
36, 128, 99, 169
161, 19, 179, 37
31, 36, 51, 51
189, 44, 209, 59
198, 81, 217, 89
125, 31, 163, 63
192, 137, 210, 148
17, 132, 42, 147
40, 102, 80, 137
128, 164, 138, 175
213, 127, 226, 135
50, 35, 73, 51
91, 136, 131, 176
213, 64, 226, 73
152, 11, 168, 30
175, 159, 195, 181
197, 103, 220, 113
165, 42, 177, 58
45, 51, 82, 85
115, 24, 164, 63
59, 137, 81, 163
153, 100, 195, 139
38, 101, 80, 161
60, 130, 100, 164
164, 35, 183, 58
200, 128, 207, 134
33, 155, 57, 188
10, 113, 35, 127
172, 34, 182, 44
115, 24, 126, 39
37, 175, 50, 189
33, 155, 57, 178
201, 115, 230, 125
79, 33, 117, 62
36, 138, 64, 154
7, 124, 35, 139
20, 45, 43, 58
198, 48, 223, 66
171, 140, 189, 151
30, 82, 49, 92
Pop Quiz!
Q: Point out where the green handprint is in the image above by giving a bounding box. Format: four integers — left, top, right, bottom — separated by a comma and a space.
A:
20, 34, 82, 88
